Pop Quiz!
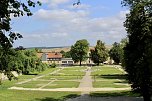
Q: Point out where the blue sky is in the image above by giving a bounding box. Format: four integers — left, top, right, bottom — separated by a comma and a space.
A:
12, 0, 128, 48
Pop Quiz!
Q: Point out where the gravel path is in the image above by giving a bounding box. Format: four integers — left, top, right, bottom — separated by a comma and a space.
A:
78, 67, 93, 94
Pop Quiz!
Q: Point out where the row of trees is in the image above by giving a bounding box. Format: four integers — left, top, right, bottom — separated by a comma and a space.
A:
60, 39, 110, 66
0, 48, 48, 80
60, 39, 128, 66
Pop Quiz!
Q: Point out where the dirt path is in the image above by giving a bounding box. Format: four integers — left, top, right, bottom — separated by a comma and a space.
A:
9, 87, 130, 91
78, 67, 93, 94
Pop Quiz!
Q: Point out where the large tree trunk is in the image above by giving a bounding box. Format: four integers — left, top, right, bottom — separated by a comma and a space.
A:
143, 92, 151, 101
80, 60, 82, 66
142, 85, 151, 101
97, 62, 99, 66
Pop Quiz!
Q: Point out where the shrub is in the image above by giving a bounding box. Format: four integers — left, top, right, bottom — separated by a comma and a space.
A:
50, 63, 57, 68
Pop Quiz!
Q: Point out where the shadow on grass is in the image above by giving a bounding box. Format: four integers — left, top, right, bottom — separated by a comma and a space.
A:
35, 94, 79, 101
90, 91, 141, 97
97, 74, 127, 80
26, 73, 38, 75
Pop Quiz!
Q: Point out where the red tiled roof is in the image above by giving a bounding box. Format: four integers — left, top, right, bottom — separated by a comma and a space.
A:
47, 52, 62, 58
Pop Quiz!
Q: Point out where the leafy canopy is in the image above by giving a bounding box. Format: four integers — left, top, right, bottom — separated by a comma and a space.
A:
109, 42, 123, 64
123, 0, 152, 100
90, 40, 108, 65
70, 39, 89, 66
0, 0, 41, 49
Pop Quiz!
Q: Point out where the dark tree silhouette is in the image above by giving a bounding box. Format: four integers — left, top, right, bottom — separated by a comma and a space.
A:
122, 0, 152, 101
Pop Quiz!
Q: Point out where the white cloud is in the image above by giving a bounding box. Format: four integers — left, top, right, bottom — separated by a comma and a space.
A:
14, 8, 128, 47
38, 0, 70, 8
51, 32, 68, 37
34, 9, 89, 22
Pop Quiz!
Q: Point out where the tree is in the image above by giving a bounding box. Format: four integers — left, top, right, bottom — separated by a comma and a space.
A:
70, 39, 89, 66
0, 0, 41, 49
15, 46, 26, 50
120, 38, 128, 67
109, 42, 123, 64
122, 0, 152, 100
60, 50, 71, 58
90, 40, 108, 65
0, 0, 41, 80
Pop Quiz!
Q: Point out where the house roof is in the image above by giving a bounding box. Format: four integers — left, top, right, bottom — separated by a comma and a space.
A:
47, 52, 62, 58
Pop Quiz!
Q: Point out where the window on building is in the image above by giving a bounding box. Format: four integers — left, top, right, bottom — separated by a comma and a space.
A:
62, 61, 67, 64
68, 61, 73, 64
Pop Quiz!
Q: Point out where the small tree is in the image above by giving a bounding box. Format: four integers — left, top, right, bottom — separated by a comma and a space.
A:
90, 40, 108, 65
109, 42, 123, 64
60, 50, 71, 58
70, 39, 89, 66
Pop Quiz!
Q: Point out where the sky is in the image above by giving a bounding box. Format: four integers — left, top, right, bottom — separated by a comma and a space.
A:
12, 0, 129, 48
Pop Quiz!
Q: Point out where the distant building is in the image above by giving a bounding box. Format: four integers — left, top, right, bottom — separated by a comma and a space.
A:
37, 51, 112, 66
37, 52, 74, 65
61, 58, 74, 66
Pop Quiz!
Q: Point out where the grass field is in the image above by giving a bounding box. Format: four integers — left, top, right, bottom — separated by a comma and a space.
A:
43, 81, 79, 88
58, 67, 86, 76
90, 91, 140, 97
9, 67, 86, 89
91, 65, 129, 88
0, 65, 134, 101
0, 68, 80, 101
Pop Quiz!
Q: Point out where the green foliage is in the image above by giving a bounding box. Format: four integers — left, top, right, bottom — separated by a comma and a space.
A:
0, 0, 41, 80
50, 63, 57, 68
0, 0, 41, 49
0, 49, 48, 80
109, 42, 123, 64
123, 0, 152, 100
60, 50, 71, 58
90, 40, 108, 65
70, 39, 89, 66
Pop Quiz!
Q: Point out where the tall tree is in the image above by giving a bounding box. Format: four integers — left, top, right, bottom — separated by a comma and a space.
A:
109, 42, 123, 64
122, 0, 152, 100
90, 40, 108, 65
70, 39, 89, 66
0, 0, 41, 79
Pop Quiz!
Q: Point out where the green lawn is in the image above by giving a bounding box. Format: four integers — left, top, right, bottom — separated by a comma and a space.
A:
93, 80, 130, 88
44, 81, 80, 88
16, 81, 51, 88
58, 67, 86, 76
0, 66, 133, 101
90, 91, 141, 97
40, 75, 82, 80
91, 66, 124, 75
0, 90, 80, 101
91, 65, 129, 88
0, 67, 80, 101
